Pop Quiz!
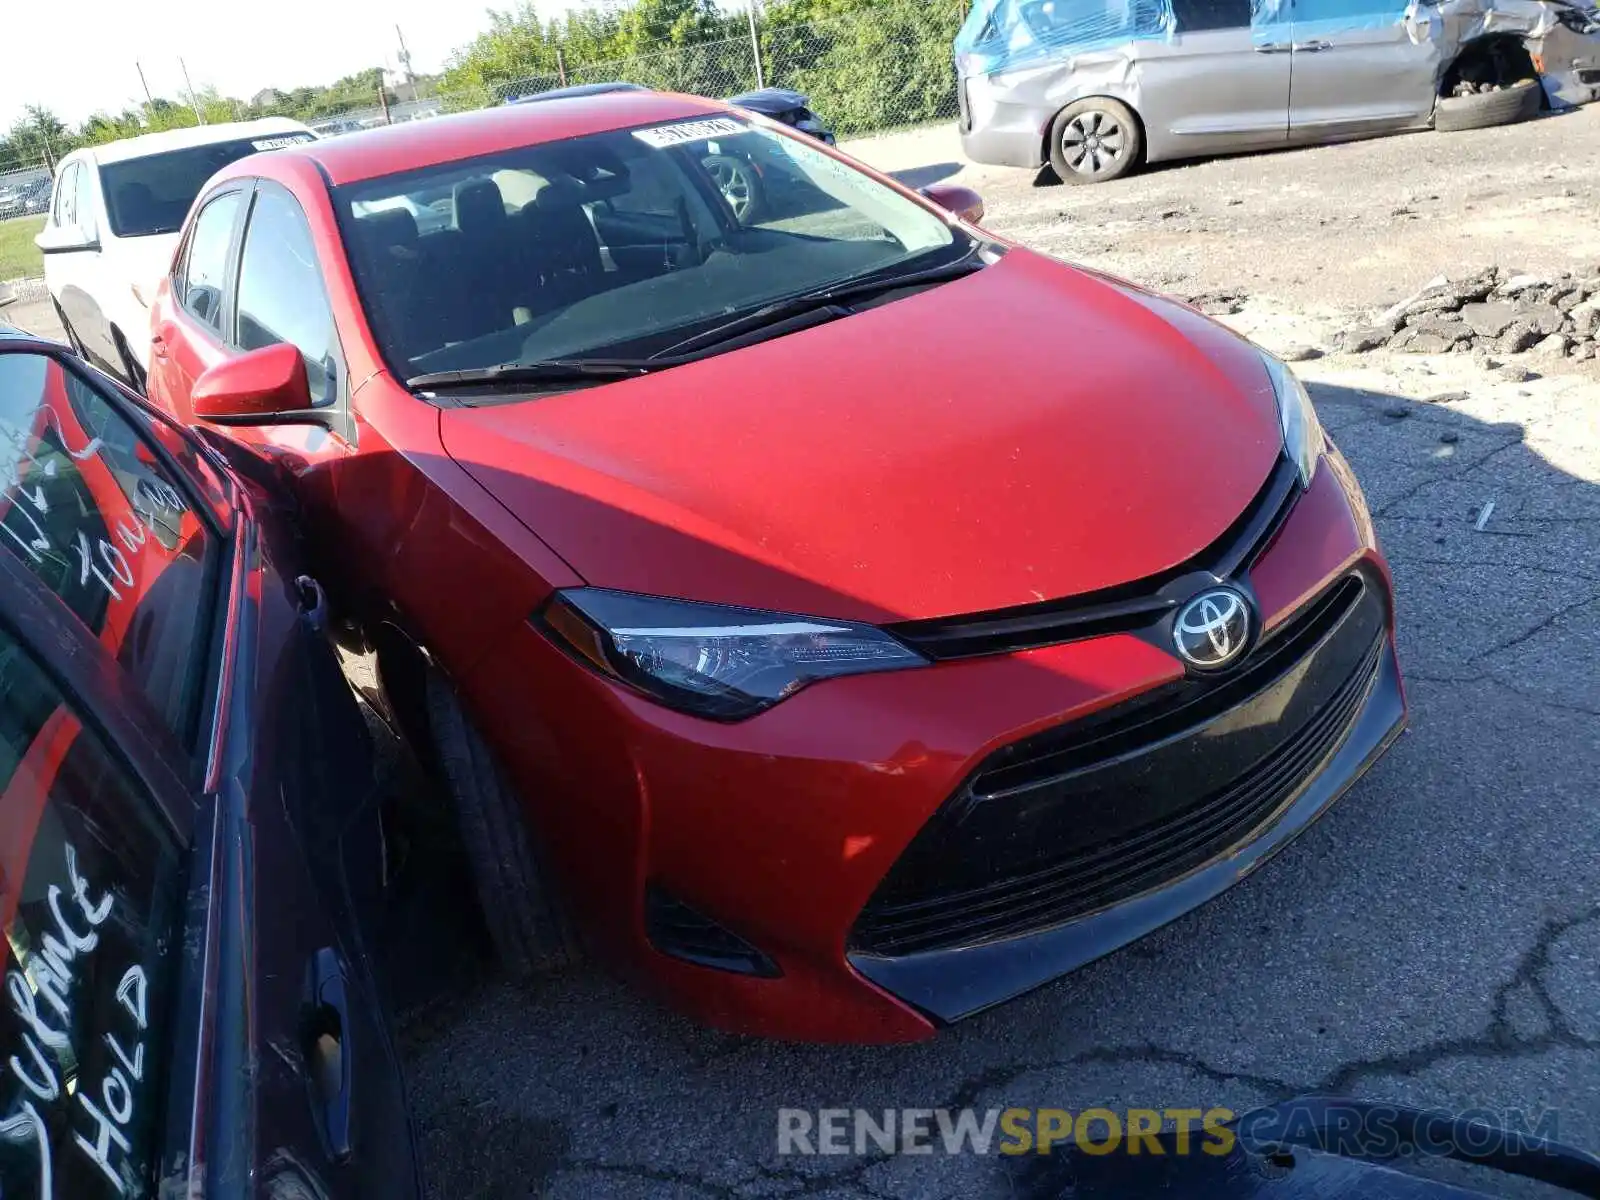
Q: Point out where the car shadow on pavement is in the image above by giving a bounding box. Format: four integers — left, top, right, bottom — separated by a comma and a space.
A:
377, 378, 1600, 1200
890, 162, 966, 189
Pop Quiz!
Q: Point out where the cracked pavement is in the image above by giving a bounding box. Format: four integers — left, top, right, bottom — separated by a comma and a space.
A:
389, 118, 1600, 1200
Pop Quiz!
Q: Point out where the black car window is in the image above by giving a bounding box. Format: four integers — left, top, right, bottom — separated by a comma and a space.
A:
1172, 0, 1252, 30
179, 192, 240, 334
98, 134, 314, 239
0, 624, 182, 1200
235, 187, 341, 406
0, 352, 221, 748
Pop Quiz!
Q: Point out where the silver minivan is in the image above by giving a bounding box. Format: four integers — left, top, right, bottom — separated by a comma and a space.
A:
956, 0, 1600, 182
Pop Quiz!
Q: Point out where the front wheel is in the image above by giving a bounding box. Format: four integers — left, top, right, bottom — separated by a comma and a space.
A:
424, 668, 575, 979
112, 328, 147, 395
1049, 98, 1143, 185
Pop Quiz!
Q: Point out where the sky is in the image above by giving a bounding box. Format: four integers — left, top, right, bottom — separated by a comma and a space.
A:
1, 0, 590, 130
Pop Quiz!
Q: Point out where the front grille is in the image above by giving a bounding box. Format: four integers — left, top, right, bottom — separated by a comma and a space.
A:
852, 574, 1385, 957
1580, 69, 1600, 86
889, 454, 1301, 661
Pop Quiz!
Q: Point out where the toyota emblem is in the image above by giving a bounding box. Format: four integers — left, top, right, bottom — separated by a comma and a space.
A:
1173, 588, 1252, 670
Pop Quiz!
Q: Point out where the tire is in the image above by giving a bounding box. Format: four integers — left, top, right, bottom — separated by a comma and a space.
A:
424, 669, 574, 979
1434, 78, 1541, 132
702, 153, 767, 223
1049, 98, 1143, 185
112, 328, 147, 395
54, 304, 87, 359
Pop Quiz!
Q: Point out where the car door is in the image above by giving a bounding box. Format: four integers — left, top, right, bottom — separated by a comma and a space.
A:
1286, 0, 1438, 137
0, 342, 417, 1199
147, 187, 247, 425
40, 162, 117, 374
1134, 0, 1291, 156
162, 179, 360, 590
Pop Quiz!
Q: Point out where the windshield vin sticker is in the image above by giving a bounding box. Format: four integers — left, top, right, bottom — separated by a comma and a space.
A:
632, 118, 746, 149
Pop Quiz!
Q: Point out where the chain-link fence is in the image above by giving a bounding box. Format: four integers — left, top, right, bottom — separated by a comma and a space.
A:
0, 166, 52, 219
452, 10, 964, 139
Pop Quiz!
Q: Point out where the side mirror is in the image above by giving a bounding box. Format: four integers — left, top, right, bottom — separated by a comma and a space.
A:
34, 226, 100, 254
919, 182, 985, 226
192, 344, 317, 425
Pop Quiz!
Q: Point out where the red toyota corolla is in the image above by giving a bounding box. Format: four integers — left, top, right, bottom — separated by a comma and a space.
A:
144, 90, 1405, 1043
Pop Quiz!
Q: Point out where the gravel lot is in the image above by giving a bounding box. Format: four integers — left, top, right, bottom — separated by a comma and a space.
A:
5, 107, 1599, 1198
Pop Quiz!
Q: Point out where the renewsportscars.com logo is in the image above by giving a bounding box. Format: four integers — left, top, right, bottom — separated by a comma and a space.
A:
780, 1108, 1236, 1156
777, 1105, 1564, 1158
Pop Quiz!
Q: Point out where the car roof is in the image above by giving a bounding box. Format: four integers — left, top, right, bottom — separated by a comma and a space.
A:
275, 90, 725, 187
72, 117, 314, 167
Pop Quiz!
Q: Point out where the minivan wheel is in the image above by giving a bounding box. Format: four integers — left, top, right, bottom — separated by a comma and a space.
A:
424, 668, 575, 979
1434, 77, 1541, 132
1050, 99, 1142, 184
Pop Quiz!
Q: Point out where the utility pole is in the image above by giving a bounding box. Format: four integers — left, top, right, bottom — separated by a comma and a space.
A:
135, 60, 155, 108
395, 24, 416, 86
179, 57, 205, 124
747, 0, 764, 90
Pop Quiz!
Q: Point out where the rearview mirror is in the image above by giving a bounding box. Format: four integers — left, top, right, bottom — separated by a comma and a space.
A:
192, 344, 317, 425
919, 183, 985, 226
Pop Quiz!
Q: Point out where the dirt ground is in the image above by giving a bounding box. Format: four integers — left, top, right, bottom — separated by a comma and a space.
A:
3, 109, 1598, 1199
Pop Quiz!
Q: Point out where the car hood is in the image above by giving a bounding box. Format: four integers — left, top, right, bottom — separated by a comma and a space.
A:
439, 249, 1284, 624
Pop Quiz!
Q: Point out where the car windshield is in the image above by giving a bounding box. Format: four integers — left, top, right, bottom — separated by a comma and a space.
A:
99, 133, 314, 238
334, 115, 966, 381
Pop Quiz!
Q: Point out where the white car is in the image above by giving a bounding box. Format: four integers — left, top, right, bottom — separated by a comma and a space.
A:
36, 118, 315, 389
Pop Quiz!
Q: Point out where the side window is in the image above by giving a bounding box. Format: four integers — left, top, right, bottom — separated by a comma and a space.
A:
235, 188, 341, 406
179, 192, 241, 335
0, 626, 181, 1200
0, 352, 222, 747
1172, 0, 1252, 30
52, 165, 78, 231
73, 167, 98, 241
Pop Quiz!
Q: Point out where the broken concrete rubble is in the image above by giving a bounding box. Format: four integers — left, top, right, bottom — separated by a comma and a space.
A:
1337, 266, 1600, 367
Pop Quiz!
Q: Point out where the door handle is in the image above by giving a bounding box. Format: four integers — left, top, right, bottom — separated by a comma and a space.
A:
1294, 39, 1333, 50
303, 947, 354, 1163
1254, 42, 1292, 52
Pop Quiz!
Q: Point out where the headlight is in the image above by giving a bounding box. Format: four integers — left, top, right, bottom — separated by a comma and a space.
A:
1259, 350, 1323, 487
537, 589, 928, 720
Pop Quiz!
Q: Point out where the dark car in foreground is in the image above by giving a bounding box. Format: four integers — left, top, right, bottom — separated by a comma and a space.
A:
143, 89, 1403, 1044
0, 328, 419, 1195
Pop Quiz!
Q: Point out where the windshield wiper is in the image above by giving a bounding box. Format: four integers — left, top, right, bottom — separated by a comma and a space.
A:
652, 250, 992, 361
407, 358, 655, 390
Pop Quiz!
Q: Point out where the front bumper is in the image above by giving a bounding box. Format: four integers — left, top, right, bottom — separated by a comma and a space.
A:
959, 74, 1051, 168
851, 602, 1404, 1023
466, 445, 1403, 1043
